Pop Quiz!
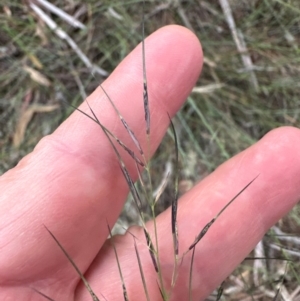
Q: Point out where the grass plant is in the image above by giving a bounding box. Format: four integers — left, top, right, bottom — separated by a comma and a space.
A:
0, 0, 300, 300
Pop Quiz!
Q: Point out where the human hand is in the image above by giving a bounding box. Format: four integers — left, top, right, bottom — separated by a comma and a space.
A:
0, 25, 299, 301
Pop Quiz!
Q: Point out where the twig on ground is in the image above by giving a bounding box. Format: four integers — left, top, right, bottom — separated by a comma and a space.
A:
35, 0, 86, 29
270, 243, 300, 258
290, 285, 300, 300
271, 226, 300, 246
218, 0, 259, 91
192, 84, 224, 94
152, 161, 172, 203
29, 2, 108, 76
253, 240, 267, 286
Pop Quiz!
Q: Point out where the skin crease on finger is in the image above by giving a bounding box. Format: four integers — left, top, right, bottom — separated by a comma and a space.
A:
0, 26, 202, 300
75, 126, 300, 301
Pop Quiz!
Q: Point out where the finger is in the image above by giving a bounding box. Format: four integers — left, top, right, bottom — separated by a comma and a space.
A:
0, 25, 202, 299
75, 127, 300, 301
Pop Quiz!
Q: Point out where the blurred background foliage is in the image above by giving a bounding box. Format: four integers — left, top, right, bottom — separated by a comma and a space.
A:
1, 0, 299, 173
0, 0, 300, 299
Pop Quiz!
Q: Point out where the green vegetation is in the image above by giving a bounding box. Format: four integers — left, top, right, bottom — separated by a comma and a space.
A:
0, 0, 300, 300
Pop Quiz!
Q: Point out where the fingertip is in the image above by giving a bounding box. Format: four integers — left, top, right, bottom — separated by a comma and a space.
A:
244, 126, 300, 181
149, 25, 203, 112
261, 126, 300, 149
107, 24, 203, 117
151, 24, 203, 69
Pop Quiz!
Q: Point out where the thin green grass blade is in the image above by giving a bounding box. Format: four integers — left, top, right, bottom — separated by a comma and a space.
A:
107, 223, 129, 301
156, 279, 167, 301
176, 110, 213, 170
133, 238, 151, 301
187, 97, 230, 160
44, 225, 100, 301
